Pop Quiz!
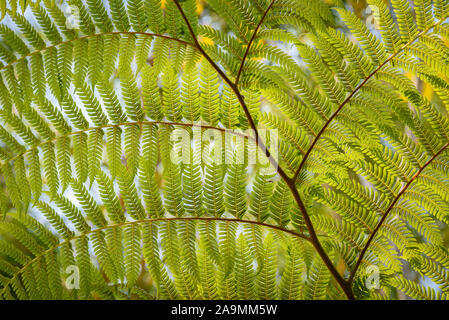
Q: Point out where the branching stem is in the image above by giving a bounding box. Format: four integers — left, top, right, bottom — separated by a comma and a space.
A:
3, 0, 442, 301
349, 142, 449, 284
292, 18, 447, 183
173, 0, 354, 300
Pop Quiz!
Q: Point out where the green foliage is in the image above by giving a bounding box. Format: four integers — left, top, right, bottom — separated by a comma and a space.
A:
0, 0, 449, 300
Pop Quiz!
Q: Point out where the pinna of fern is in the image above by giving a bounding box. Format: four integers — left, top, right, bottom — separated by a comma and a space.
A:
0, 0, 448, 300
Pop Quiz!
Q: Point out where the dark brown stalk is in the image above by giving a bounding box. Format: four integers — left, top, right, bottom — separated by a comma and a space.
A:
173, 0, 355, 300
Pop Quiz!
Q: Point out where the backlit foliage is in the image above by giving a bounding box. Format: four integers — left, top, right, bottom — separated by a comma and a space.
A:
0, 0, 449, 300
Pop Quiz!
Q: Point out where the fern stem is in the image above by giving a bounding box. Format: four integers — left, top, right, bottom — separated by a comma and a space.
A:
284, 178, 355, 300
292, 17, 449, 183
0, 216, 309, 297
235, 0, 276, 86
348, 141, 449, 285
2, 120, 251, 165
0, 31, 194, 73
172, 1, 278, 173
173, 0, 355, 300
